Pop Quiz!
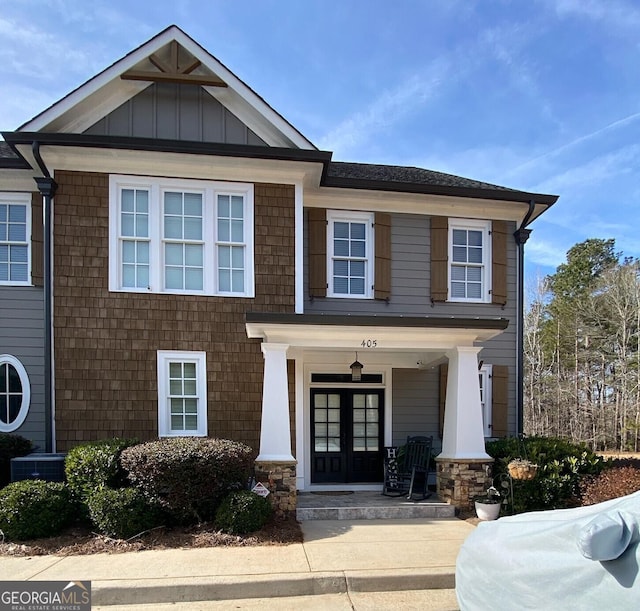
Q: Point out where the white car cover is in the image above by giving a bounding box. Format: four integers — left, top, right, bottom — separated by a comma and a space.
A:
456, 490, 640, 610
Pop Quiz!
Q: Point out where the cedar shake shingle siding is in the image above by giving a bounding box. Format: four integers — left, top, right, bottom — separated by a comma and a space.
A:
53, 171, 295, 452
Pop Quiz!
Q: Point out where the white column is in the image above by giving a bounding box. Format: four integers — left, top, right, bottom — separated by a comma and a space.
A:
256, 343, 295, 462
440, 346, 491, 459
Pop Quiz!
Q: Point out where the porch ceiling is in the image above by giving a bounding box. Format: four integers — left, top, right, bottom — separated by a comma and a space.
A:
245, 312, 508, 351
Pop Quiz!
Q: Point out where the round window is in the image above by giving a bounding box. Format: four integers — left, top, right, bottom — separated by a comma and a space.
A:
0, 355, 30, 433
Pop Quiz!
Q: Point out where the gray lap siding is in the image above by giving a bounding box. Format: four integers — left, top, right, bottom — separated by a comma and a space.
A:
304, 210, 518, 438
0, 287, 46, 450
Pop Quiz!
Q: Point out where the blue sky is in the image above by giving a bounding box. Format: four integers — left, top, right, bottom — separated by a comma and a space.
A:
2, 0, 639, 282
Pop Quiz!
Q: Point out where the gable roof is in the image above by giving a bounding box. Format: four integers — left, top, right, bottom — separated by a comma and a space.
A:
2, 25, 558, 212
17, 25, 315, 150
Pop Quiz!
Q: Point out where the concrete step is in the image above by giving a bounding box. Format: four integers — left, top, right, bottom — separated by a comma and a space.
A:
296, 491, 456, 521
297, 502, 456, 520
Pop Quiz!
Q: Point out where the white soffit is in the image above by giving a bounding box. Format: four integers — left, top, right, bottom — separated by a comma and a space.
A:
14, 144, 324, 187
0, 170, 38, 192
245, 322, 504, 350
304, 186, 541, 223
18, 27, 315, 150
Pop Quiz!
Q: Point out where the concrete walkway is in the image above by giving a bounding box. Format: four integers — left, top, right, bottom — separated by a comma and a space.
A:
1, 518, 474, 609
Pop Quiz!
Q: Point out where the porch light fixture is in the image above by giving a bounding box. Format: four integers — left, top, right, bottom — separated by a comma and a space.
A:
350, 353, 363, 382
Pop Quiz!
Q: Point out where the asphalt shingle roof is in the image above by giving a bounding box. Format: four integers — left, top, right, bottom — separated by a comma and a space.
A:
0, 141, 18, 159
328, 161, 518, 192
324, 161, 556, 204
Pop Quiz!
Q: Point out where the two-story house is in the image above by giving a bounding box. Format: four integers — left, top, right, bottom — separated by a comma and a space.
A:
0, 26, 557, 510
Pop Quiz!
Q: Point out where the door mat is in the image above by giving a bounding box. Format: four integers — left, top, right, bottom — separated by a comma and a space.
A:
310, 491, 354, 496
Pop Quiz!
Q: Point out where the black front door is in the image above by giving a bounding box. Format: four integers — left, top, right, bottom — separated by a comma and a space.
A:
311, 388, 384, 483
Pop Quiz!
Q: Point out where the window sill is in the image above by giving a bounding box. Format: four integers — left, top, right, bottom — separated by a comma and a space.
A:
109, 287, 255, 298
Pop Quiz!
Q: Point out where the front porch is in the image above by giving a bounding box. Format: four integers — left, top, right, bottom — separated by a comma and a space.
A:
297, 490, 456, 521
246, 313, 508, 513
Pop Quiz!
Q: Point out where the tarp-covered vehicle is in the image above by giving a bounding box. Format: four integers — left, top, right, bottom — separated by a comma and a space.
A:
456, 491, 640, 610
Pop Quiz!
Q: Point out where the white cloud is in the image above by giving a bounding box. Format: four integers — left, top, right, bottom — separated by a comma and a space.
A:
316, 63, 449, 158
0, 85, 58, 132
551, 0, 640, 29
530, 144, 640, 193
505, 111, 640, 185
0, 17, 103, 81
526, 238, 569, 268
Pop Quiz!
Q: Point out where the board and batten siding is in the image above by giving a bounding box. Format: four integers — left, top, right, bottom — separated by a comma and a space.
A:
304, 210, 519, 436
0, 287, 46, 449
85, 82, 267, 146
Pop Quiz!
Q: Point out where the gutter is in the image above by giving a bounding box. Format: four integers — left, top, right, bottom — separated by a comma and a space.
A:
514, 201, 535, 437
3, 131, 333, 166
32, 141, 58, 453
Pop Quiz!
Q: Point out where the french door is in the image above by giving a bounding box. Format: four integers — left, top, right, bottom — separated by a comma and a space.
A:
311, 388, 384, 483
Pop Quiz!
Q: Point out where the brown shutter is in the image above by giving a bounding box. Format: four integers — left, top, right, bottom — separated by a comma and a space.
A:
308, 208, 327, 298
491, 220, 508, 305
430, 216, 448, 302
31, 193, 44, 287
374, 212, 391, 300
439, 363, 448, 438
491, 365, 509, 437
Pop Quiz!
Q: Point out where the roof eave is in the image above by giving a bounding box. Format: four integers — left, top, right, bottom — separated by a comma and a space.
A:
322, 175, 559, 207
245, 312, 509, 330
1, 131, 332, 166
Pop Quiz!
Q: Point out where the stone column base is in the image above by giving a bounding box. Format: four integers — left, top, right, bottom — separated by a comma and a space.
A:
254, 460, 297, 517
436, 457, 494, 510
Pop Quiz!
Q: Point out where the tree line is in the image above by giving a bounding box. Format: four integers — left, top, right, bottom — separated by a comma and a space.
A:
524, 238, 640, 451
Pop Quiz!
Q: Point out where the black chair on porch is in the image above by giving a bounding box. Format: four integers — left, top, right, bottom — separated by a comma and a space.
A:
382, 435, 433, 500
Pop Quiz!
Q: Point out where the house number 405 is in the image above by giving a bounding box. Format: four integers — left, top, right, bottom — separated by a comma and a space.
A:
361, 339, 378, 348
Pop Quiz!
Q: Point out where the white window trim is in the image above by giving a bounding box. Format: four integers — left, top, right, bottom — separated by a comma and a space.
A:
0, 193, 32, 287
109, 175, 254, 297
448, 218, 491, 303
326, 210, 374, 299
479, 363, 493, 437
157, 350, 207, 437
0, 354, 31, 433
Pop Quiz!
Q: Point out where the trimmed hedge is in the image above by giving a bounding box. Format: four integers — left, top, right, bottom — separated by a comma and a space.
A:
0, 480, 73, 540
215, 490, 273, 534
65, 438, 138, 504
487, 436, 606, 513
87, 487, 165, 539
121, 437, 253, 524
0, 433, 33, 488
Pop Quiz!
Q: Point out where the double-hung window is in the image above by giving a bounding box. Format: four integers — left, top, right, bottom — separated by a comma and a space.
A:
110, 176, 254, 297
327, 210, 374, 298
0, 193, 31, 285
448, 219, 491, 302
157, 350, 207, 437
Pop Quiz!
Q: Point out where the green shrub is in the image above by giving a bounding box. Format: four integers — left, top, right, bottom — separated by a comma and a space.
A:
486, 436, 606, 513
65, 438, 138, 504
0, 433, 33, 488
87, 487, 165, 539
215, 490, 273, 534
121, 437, 253, 524
0, 480, 73, 540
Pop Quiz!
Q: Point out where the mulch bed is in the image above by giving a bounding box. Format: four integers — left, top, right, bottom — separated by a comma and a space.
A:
0, 516, 303, 557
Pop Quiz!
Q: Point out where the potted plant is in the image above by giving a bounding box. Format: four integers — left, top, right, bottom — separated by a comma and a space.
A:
507, 458, 538, 480
474, 485, 502, 520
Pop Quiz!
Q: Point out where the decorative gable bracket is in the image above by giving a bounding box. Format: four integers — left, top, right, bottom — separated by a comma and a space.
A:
121, 40, 228, 87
